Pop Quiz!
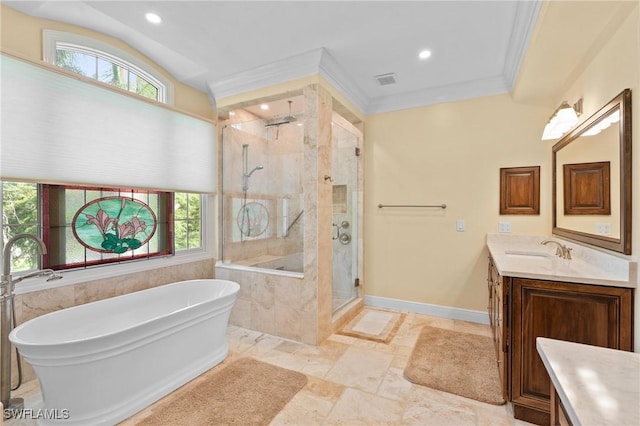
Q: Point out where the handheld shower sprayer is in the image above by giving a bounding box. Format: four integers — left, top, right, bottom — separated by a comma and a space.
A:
241, 144, 264, 192
243, 166, 263, 192
247, 166, 264, 177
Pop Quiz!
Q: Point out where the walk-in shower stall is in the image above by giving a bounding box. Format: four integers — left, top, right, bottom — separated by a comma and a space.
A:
215, 85, 363, 344
220, 97, 305, 272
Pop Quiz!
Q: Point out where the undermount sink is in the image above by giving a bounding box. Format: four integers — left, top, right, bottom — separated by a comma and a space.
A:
505, 250, 554, 258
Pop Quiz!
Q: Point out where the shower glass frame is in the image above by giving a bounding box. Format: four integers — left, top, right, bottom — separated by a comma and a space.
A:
220, 100, 305, 273
331, 113, 362, 313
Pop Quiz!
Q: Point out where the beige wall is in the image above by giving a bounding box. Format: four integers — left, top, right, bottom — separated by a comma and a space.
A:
364, 3, 640, 350
364, 95, 549, 311
0, 5, 214, 119
560, 7, 640, 350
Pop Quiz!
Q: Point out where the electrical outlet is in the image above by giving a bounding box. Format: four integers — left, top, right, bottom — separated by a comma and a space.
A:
456, 219, 465, 232
595, 222, 612, 235
498, 221, 512, 233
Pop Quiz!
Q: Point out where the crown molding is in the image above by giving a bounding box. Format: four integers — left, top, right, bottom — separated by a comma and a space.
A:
209, 48, 323, 100
316, 49, 369, 114
502, 0, 543, 91
210, 49, 509, 115
365, 75, 509, 115
210, 4, 538, 117
210, 47, 369, 114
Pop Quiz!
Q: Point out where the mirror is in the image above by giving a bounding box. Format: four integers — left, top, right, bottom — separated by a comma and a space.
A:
553, 89, 631, 254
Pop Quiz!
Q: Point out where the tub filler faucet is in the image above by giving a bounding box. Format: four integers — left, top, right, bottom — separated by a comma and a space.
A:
1, 234, 62, 415
541, 240, 572, 260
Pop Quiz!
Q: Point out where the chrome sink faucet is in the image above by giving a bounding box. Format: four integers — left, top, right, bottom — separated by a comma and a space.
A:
541, 240, 572, 260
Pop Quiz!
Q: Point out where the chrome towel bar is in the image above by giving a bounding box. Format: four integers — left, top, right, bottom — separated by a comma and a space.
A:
378, 204, 447, 209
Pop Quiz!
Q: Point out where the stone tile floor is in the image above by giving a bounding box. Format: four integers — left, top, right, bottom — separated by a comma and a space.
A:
7, 309, 533, 425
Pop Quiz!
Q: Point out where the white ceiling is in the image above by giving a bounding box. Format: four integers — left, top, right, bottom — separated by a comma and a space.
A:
5, 1, 542, 115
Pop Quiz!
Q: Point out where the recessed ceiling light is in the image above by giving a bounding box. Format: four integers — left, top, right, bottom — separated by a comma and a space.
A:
418, 49, 432, 60
145, 13, 162, 24
260, 104, 269, 111
229, 111, 236, 116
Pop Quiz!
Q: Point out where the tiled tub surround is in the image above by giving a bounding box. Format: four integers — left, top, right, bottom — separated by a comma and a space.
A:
215, 266, 315, 344
486, 233, 637, 288
10, 258, 214, 385
230, 252, 303, 273
537, 338, 640, 425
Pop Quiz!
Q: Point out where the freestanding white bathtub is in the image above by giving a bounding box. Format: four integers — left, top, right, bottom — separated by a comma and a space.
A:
9, 279, 239, 425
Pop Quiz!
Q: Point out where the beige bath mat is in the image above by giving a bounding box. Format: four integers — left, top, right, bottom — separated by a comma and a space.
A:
135, 358, 307, 425
404, 326, 505, 405
338, 308, 405, 344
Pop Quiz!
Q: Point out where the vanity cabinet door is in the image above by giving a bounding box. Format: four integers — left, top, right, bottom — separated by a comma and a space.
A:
487, 256, 508, 400
511, 277, 633, 424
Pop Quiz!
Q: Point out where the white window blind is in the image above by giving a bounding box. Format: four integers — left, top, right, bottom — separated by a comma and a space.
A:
1, 54, 216, 193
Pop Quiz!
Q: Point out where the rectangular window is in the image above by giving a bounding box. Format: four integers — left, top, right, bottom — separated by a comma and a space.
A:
2, 182, 202, 273
174, 192, 202, 250
1, 182, 40, 272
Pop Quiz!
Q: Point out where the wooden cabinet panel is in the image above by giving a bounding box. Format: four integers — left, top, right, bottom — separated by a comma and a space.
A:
511, 278, 633, 423
487, 256, 508, 401
500, 166, 540, 215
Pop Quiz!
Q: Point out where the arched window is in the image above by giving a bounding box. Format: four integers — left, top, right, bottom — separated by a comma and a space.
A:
43, 30, 173, 104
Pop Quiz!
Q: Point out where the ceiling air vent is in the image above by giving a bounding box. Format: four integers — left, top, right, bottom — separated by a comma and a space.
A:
374, 73, 397, 86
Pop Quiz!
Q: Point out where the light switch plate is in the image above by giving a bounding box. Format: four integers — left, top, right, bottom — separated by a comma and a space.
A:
498, 221, 512, 233
456, 219, 465, 232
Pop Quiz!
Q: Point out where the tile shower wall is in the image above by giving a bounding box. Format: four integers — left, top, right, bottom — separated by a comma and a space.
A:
219, 84, 335, 345
12, 258, 214, 384
222, 109, 304, 264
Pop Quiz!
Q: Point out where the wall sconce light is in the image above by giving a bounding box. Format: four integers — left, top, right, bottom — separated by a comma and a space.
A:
541, 99, 582, 140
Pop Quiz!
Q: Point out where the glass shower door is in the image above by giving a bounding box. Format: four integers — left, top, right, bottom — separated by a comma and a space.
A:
331, 117, 361, 312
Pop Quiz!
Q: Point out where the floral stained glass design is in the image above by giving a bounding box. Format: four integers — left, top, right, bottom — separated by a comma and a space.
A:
72, 197, 157, 254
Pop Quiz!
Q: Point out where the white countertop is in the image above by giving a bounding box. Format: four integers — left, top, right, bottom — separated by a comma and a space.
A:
536, 338, 640, 426
486, 234, 636, 288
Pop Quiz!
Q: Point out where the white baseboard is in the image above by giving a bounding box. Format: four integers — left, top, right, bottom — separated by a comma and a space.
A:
364, 295, 489, 325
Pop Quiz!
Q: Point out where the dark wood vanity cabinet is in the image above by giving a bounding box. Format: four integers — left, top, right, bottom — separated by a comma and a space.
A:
487, 256, 508, 401
487, 256, 634, 425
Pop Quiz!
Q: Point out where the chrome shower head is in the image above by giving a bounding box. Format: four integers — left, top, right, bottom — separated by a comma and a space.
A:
264, 100, 297, 128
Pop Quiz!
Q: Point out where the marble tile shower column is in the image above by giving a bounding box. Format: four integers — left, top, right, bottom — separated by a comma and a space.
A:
303, 84, 334, 343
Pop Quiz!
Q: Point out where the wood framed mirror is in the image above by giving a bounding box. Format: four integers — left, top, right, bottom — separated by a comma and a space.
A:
552, 89, 631, 254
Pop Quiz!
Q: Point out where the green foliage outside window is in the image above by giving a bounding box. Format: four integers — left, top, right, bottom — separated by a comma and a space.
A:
174, 193, 201, 250
1, 182, 39, 272
55, 48, 161, 102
